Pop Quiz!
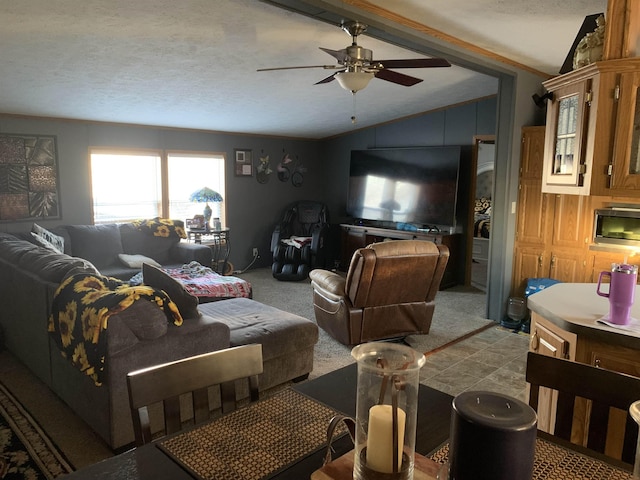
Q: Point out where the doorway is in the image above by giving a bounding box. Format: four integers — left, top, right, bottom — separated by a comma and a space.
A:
467, 136, 495, 292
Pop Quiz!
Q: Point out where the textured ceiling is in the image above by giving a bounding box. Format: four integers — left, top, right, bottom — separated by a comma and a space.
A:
0, 0, 606, 139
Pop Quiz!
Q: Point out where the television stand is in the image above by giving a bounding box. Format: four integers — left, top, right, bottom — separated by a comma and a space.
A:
339, 224, 461, 289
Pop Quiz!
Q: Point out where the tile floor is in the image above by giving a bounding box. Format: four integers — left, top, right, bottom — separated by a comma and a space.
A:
420, 325, 530, 402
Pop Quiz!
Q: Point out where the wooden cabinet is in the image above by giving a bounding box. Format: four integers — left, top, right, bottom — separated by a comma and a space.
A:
610, 70, 640, 191
529, 314, 577, 433
529, 310, 640, 456
512, 199, 588, 296
530, 314, 575, 360
520, 125, 547, 181
586, 250, 629, 282
512, 126, 590, 296
541, 58, 640, 196
339, 224, 461, 288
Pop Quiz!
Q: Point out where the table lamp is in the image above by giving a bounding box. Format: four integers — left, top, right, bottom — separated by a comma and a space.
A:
189, 187, 223, 229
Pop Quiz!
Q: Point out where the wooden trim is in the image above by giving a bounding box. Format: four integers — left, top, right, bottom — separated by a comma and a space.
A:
342, 0, 550, 78
604, 0, 639, 60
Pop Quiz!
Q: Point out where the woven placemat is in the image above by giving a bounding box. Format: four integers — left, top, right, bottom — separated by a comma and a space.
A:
158, 389, 346, 480
430, 437, 633, 479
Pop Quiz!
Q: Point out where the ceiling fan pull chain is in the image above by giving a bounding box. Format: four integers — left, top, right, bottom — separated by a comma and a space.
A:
351, 93, 357, 125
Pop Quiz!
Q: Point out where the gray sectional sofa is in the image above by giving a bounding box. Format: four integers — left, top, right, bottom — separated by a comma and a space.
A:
0, 221, 318, 450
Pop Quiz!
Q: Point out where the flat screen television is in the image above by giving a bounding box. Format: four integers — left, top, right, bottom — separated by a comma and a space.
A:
347, 146, 461, 228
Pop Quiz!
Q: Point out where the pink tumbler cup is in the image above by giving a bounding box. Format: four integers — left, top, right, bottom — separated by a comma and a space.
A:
597, 263, 638, 325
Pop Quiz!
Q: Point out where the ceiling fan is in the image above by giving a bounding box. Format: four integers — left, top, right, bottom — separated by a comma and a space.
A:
257, 21, 451, 94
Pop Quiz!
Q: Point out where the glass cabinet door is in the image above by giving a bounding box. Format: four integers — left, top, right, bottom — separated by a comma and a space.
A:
611, 72, 640, 190
553, 95, 578, 175
543, 81, 590, 190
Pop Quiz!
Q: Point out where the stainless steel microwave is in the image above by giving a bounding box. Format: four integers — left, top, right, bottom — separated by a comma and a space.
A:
594, 207, 640, 247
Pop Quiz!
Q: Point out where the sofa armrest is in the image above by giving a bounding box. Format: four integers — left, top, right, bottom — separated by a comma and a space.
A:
170, 242, 212, 268
309, 269, 346, 302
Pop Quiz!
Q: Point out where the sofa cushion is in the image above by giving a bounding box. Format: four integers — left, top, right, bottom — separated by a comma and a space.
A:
39, 256, 99, 283
142, 263, 200, 319
65, 224, 123, 269
197, 298, 319, 361
31, 223, 64, 254
118, 253, 161, 269
119, 223, 179, 265
14, 247, 99, 283
109, 300, 169, 347
0, 240, 40, 264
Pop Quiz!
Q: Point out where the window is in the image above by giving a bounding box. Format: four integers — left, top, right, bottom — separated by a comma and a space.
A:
167, 153, 226, 226
90, 149, 225, 225
90, 151, 162, 224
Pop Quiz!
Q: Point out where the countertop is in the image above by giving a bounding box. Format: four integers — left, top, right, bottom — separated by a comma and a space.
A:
527, 283, 640, 350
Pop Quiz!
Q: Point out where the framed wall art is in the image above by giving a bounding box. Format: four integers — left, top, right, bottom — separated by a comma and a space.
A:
0, 133, 60, 222
234, 149, 253, 176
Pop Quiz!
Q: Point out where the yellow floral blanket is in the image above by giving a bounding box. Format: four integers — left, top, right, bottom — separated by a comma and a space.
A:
48, 273, 183, 386
131, 217, 187, 239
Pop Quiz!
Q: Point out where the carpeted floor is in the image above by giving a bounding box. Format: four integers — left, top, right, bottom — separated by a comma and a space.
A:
236, 268, 493, 379
0, 267, 491, 472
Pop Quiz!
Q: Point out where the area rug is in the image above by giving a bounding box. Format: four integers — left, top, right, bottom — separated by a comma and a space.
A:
0, 381, 72, 479
237, 268, 495, 379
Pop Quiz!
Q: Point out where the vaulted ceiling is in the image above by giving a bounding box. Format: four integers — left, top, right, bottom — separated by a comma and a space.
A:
0, 0, 606, 139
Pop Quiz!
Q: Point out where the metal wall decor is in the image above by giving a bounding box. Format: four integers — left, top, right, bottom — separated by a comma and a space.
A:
256, 150, 273, 184
275, 150, 306, 187
292, 159, 306, 187
234, 149, 253, 176
0, 133, 60, 222
277, 151, 293, 182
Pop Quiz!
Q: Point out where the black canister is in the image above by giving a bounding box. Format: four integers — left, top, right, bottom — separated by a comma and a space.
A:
448, 391, 537, 480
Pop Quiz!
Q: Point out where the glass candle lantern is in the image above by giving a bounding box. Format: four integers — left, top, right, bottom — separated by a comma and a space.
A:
351, 342, 426, 480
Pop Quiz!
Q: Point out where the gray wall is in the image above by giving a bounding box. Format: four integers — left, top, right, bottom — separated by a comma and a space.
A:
320, 97, 497, 225
0, 84, 544, 322
0, 116, 325, 271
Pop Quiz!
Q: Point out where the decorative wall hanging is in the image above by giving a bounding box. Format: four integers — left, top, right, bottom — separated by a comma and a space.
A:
277, 151, 293, 182
234, 149, 253, 176
256, 151, 273, 184
0, 133, 60, 222
292, 157, 306, 187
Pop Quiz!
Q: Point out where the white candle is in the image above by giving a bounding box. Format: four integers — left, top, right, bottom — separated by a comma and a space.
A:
366, 404, 406, 473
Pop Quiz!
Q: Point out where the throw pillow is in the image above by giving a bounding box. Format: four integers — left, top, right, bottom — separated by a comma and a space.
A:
31, 232, 63, 253
142, 263, 200, 319
474, 197, 491, 214
31, 223, 64, 254
118, 253, 161, 269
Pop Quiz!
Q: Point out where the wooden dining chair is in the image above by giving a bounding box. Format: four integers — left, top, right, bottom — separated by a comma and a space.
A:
126, 343, 263, 446
526, 351, 640, 464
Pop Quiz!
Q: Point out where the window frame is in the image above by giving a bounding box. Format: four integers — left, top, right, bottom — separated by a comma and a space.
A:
89, 148, 226, 225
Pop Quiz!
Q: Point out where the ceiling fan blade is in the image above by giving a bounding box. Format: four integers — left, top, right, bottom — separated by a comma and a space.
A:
374, 69, 423, 86
319, 47, 349, 64
375, 58, 451, 69
315, 72, 339, 85
257, 65, 342, 72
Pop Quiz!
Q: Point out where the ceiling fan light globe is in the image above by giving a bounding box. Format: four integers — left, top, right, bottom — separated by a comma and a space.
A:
335, 71, 374, 92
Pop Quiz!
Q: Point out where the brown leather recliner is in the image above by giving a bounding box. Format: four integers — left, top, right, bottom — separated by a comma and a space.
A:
309, 240, 449, 345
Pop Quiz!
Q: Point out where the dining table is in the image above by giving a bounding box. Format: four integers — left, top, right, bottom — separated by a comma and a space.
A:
60, 362, 635, 480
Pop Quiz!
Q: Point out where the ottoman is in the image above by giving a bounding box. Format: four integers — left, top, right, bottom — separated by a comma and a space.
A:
197, 297, 319, 391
